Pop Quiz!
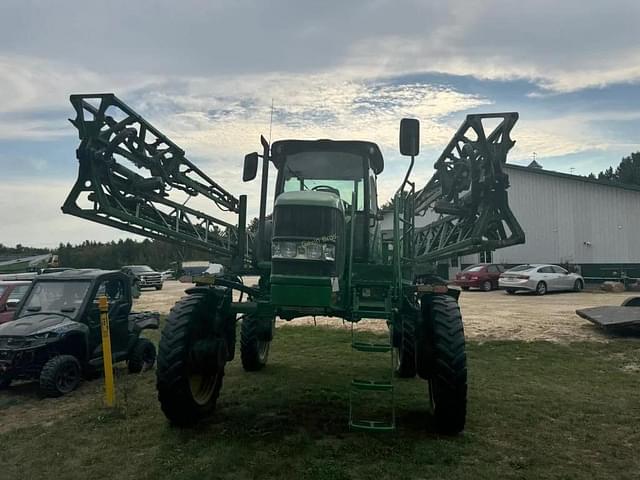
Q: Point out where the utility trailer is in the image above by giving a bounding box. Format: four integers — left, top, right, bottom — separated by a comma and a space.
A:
576, 297, 640, 331
62, 93, 525, 433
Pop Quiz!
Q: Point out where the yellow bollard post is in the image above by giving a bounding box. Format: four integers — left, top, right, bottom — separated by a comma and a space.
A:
99, 295, 116, 407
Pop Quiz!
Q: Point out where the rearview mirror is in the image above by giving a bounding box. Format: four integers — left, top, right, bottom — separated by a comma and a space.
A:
243, 152, 259, 182
399, 118, 420, 156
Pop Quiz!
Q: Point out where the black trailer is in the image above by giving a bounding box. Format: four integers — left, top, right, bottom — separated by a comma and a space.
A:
576, 296, 640, 331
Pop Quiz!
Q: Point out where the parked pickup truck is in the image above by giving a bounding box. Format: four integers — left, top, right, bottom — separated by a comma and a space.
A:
121, 265, 164, 290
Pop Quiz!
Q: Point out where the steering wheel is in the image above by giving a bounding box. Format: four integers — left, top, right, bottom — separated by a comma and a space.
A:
312, 185, 341, 197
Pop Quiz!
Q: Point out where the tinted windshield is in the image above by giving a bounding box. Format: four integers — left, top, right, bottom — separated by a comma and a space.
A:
464, 265, 484, 272
20, 281, 90, 317
509, 265, 534, 272
282, 151, 365, 210
128, 266, 153, 273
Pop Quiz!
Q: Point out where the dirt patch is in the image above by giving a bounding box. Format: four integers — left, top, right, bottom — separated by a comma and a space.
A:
136, 281, 636, 343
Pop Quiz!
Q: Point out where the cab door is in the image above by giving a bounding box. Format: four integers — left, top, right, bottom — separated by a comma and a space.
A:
89, 277, 131, 359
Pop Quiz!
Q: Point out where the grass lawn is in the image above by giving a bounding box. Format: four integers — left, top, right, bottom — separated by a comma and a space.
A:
1, 326, 639, 479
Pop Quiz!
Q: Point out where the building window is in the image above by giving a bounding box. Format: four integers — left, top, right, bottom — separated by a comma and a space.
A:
480, 250, 493, 263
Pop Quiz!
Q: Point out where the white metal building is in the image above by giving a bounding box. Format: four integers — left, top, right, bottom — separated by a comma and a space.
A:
382, 164, 640, 281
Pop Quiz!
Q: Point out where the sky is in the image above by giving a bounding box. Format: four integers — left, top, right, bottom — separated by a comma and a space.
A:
1, 0, 639, 247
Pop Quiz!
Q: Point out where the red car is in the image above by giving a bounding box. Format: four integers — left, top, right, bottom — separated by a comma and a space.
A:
0, 281, 31, 324
453, 263, 505, 291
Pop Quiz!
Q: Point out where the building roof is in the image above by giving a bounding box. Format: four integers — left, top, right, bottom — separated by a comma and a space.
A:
505, 163, 640, 194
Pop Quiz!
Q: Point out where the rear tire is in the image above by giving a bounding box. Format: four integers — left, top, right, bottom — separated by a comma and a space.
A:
128, 338, 157, 373
240, 315, 273, 371
40, 355, 82, 397
536, 281, 547, 295
417, 295, 467, 434
156, 292, 229, 426
573, 279, 583, 292
481, 280, 492, 292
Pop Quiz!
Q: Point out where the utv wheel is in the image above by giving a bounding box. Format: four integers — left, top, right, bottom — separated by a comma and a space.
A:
393, 313, 417, 378
536, 281, 547, 295
573, 279, 583, 292
128, 338, 157, 373
241, 315, 273, 371
40, 355, 82, 397
481, 280, 492, 292
156, 293, 229, 426
417, 295, 467, 434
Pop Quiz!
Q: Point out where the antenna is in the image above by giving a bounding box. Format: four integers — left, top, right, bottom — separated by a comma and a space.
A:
268, 98, 274, 145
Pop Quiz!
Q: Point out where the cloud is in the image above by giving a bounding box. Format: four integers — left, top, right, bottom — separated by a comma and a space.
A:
2, 1, 639, 92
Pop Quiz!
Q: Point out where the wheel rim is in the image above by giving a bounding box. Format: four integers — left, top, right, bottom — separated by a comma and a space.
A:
56, 363, 79, 393
257, 340, 270, 362
575, 280, 582, 291
189, 372, 218, 406
142, 345, 155, 369
428, 379, 436, 410
538, 283, 546, 294
483, 281, 491, 291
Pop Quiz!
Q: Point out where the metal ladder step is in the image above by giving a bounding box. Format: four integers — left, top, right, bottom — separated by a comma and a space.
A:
352, 309, 391, 319
351, 341, 391, 353
348, 321, 396, 432
349, 419, 395, 432
351, 379, 393, 392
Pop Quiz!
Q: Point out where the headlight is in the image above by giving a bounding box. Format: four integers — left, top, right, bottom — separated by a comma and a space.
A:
323, 244, 335, 261
272, 240, 336, 261
305, 243, 323, 260
31, 332, 58, 342
280, 241, 298, 258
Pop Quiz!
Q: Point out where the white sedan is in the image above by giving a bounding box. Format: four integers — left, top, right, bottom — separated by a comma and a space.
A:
499, 264, 584, 295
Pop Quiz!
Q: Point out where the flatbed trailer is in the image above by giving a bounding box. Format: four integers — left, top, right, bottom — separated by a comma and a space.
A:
576, 296, 640, 330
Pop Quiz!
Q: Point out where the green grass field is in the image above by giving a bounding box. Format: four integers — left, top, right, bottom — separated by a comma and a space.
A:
1, 326, 639, 479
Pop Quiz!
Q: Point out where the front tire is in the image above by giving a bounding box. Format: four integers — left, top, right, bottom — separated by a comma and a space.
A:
40, 355, 82, 397
240, 315, 273, 371
536, 281, 547, 295
0, 376, 11, 390
155, 284, 163, 291
128, 338, 157, 373
481, 280, 492, 292
156, 292, 229, 426
506, 289, 516, 295
417, 295, 467, 434
393, 311, 417, 378
573, 279, 583, 292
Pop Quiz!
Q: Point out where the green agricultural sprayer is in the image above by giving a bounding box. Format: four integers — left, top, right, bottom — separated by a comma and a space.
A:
62, 94, 524, 433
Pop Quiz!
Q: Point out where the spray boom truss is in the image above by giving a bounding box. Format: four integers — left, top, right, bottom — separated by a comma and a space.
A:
62, 93, 249, 266
408, 112, 525, 263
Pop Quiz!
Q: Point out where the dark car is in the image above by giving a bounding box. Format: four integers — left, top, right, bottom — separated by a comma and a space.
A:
453, 263, 505, 291
0, 281, 31, 324
0, 269, 158, 395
